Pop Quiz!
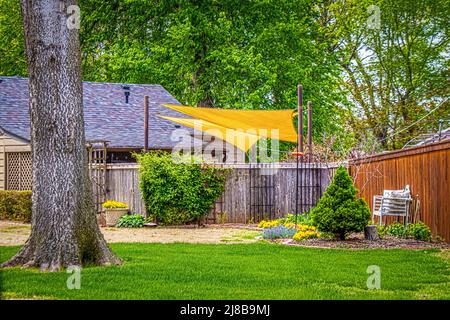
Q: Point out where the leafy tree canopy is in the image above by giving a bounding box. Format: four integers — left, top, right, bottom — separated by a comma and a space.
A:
1, 0, 448, 152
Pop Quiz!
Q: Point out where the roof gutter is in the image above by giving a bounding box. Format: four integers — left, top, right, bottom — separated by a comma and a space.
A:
0, 125, 31, 144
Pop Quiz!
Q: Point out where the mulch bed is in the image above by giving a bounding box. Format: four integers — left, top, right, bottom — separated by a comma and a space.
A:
278, 233, 450, 250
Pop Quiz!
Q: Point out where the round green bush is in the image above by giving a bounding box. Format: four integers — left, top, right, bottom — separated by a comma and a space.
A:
310, 166, 371, 240
136, 152, 227, 225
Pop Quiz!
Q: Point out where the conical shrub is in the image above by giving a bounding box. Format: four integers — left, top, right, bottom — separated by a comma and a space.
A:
310, 166, 370, 240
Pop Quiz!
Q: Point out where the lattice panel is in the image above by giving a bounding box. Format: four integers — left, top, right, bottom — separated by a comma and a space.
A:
87, 141, 108, 215
6, 152, 32, 190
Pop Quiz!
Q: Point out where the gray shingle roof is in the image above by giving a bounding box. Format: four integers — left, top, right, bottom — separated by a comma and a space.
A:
0, 76, 194, 149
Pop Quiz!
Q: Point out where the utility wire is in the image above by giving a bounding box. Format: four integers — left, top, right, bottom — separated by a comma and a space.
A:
249, 98, 449, 156
379, 98, 449, 143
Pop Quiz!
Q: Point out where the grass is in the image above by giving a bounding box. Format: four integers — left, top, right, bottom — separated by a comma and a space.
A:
220, 230, 260, 242
0, 243, 449, 300
0, 225, 30, 233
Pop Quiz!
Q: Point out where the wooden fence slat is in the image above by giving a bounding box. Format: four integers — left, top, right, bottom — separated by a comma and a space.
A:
99, 163, 336, 224
349, 140, 450, 242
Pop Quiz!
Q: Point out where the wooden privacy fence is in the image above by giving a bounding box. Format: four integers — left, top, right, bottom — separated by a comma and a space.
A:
349, 140, 450, 242
95, 162, 337, 224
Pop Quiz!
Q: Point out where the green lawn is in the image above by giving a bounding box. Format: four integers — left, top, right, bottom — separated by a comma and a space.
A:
0, 243, 449, 300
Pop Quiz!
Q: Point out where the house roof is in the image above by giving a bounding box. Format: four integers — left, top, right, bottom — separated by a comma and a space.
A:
0, 76, 195, 149
403, 126, 450, 149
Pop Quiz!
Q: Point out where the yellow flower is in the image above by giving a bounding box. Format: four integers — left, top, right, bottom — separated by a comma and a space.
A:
293, 229, 320, 241
258, 220, 281, 228
102, 200, 128, 209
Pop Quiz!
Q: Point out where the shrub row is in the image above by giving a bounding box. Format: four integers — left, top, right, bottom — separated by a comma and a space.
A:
0, 190, 32, 222
377, 222, 432, 241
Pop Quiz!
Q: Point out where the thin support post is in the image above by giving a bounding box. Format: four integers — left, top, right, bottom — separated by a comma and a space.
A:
295, 84, 304, 226
297, 84, 303, 153
144, 95, 149, 152
438, 119, 444, 141
307, 101, 313, 157
295, 153, 299, 226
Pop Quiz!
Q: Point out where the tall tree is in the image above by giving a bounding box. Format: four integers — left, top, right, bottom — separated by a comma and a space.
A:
77, 0, 348, 142
320, 0, 450, 150
1, 0, 120, 271
0, 0, 26, 76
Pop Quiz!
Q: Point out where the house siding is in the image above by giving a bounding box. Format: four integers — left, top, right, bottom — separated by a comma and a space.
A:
0, 132, 31, 190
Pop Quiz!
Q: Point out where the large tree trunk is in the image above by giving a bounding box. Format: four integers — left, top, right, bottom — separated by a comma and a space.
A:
1, 0, 120, 271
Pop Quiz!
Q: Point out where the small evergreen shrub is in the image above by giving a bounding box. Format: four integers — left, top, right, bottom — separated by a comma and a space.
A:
0, 190, 32, 222
116, 214, 145, 228
136, 152, 227, 225
310, 166, 371, 240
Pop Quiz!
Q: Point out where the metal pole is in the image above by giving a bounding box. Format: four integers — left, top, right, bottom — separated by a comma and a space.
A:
307, 101, 313, 157
295, 84, 303, 226
438, 119, 444, 141
297, 84, 303, 153
144, 95, 149, 152
295, 152, 299, 226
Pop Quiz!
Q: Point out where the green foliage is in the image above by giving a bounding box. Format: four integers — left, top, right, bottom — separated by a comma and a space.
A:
0, 190, 32, 222
277, 213, 313, 226
0, 0, 352, 149
323, 0, 450, 150
386, 223, 409, 238
378, 222, 432, 241
3, 0, 448, 152
376, 225, 388, 237
408, 222, 432, 242
136, 152, 227, 225
310, 166, 371, 240
116, 214, 145, 228
0, 0, 27, 76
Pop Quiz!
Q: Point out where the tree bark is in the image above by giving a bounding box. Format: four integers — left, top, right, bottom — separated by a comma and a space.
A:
1, 0, 120, 271
364, 225, 380, 241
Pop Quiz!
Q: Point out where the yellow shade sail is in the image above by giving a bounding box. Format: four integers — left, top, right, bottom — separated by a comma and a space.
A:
162, 104, 298, 143
159, 115, 261, 152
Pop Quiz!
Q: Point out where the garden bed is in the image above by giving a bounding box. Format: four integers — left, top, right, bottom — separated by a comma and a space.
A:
280, 232, 450, 250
